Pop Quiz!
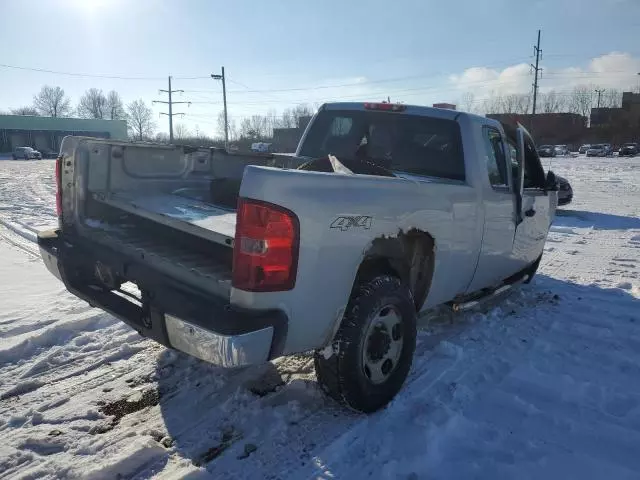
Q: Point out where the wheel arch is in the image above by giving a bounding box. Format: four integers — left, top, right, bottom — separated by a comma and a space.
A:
353, 228, 435, 311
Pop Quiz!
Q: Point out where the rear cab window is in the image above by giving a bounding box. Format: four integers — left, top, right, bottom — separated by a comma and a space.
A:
299, 108, 466, 182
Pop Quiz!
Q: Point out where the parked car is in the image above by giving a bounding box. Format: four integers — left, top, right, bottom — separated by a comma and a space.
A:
12, 146, 42, 160
556, 175, 573, 206
250, 142, 273, 153
602, 143, 613, 156
538, 145, 556, 157
586, 144, 606, 157
40, 148, 59, 159
619, 143, 638, 157
38, 103, 558, 413
578, 144, 591, 154
554, 145, 569, 156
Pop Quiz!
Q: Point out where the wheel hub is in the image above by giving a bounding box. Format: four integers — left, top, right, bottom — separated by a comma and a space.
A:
362, 305, 404, 384
366, 325, 391, 362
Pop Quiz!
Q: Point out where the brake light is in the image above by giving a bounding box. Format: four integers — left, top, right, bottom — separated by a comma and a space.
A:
232, 198, 299, 292
55, 156, 62, 217
364, 102, 406, 112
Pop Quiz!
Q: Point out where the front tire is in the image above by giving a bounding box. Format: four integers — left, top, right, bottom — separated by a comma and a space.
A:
314, 275, 417, 413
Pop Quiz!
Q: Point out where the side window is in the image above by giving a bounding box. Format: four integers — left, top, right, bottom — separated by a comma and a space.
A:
506, 137, 546, 190
523, 138, 546, 189
482, 127, 508, 187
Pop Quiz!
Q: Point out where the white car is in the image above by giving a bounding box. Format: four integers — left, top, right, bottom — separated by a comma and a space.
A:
38, 104, 558, 412
12, 146, 42, 160
587, 144, 606, 157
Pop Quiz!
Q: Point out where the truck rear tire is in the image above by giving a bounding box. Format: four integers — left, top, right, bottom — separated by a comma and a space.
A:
314, 275, 417, 413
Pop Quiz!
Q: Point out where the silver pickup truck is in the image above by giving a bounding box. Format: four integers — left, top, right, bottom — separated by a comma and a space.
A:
38, 102, 558, 412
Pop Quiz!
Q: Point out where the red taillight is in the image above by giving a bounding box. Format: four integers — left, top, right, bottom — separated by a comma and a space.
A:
232, 198, 299, 292
364, 102, 406, 112
55, 156, 62, 217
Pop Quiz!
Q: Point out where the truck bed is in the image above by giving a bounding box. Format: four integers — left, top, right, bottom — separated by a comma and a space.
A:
97, 191, 236, 247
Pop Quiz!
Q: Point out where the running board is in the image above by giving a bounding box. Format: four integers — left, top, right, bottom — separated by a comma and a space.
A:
452, 275, 529, 312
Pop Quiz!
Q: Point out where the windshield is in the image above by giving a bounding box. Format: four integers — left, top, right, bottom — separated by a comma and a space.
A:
299, 109, 465, 181
624, 143, 637, 147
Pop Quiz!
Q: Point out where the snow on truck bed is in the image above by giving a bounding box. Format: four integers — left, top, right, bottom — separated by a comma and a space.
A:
0, 157, 639, 479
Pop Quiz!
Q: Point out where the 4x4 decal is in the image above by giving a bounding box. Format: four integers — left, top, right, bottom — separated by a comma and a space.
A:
330, 216, 373, 231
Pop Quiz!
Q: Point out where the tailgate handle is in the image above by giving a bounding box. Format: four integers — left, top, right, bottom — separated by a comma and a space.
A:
524, 208, 536, 217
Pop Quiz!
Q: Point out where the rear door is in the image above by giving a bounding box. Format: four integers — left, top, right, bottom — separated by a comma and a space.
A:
466, 125, 517, 292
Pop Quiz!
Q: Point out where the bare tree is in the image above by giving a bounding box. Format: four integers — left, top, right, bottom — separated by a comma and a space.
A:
77, 88, 107, 119
33, 85, 72, 117
126, 99, 156, 141
567, 85, 593, 118
500, 94, 521, 113
216, 111, 227, 139
174, 123, 190, 140
540, 90, 566, 113
106, 91, 125, 120
460, 92, 475, 113
514, 94, 531, 114
11, 106, 39, 116
292, 104, 314, 127
227, 118, 238, 142
481, 92, 503, 114
600, 88, 622, 108
154, 132, 170, 144
280, 108, 296, 128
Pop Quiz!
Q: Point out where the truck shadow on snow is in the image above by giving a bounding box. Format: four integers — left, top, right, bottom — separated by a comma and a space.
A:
147, 275, 640, 475
555, 209, 640, 230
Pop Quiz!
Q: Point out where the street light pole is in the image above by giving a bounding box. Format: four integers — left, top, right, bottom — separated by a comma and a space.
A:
211, 67, 229, 150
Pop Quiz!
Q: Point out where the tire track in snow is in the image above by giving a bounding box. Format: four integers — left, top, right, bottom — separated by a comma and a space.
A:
0, 218, 39, 258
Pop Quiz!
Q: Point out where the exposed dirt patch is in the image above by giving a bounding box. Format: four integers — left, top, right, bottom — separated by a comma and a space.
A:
92, 389, 160, 434
193, 427, 243, 466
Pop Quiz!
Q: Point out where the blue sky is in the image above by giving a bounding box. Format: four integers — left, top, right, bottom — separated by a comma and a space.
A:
1, 0, 639, 136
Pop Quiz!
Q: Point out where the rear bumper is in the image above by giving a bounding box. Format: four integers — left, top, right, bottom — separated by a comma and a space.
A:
37, 229, 287, 368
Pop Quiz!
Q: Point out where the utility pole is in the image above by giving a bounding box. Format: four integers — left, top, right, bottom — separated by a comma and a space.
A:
211, 67, 229, 149
595, 89, 605, 109
530, 29, 542, 115
153, 76, 190, 143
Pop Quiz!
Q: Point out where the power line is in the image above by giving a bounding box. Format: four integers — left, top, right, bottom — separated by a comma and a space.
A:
0, 62, 209, 81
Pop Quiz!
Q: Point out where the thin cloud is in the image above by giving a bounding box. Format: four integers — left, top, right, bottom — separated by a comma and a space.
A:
449, 52, 640, 95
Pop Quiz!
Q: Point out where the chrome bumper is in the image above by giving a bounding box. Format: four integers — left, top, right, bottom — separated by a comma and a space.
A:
165, 314, 274, 368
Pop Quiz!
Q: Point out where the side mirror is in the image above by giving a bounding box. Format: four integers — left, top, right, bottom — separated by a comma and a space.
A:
545, 170, 558, 191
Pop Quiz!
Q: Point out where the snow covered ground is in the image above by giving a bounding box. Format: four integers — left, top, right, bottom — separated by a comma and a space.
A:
0, 156, 639, 479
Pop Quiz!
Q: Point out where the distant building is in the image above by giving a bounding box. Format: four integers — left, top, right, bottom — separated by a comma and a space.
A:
0, 115, 128, 153
590, 91, 640, 129
433, 103, 457, 110
589, 91, 640, 145
272, 115, 312, 153
487, 112, 587, 147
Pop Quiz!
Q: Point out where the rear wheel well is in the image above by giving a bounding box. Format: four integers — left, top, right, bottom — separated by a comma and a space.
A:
353, 229, 435, 311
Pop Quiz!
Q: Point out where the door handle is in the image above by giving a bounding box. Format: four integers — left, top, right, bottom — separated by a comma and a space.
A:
524, 208, 536, 217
